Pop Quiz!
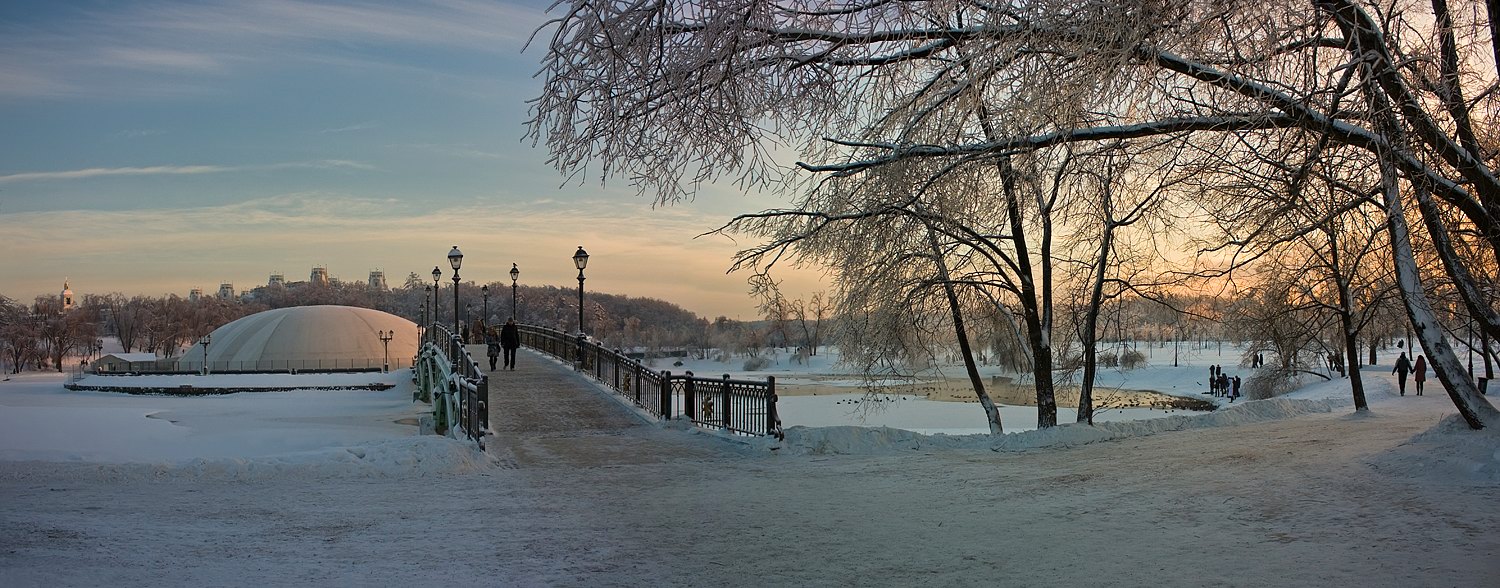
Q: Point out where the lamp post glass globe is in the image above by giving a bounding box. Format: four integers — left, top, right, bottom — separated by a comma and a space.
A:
448, 246, 463, 271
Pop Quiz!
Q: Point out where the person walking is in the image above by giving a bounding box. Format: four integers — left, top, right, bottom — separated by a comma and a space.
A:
486, 334, 500, 371
1413, 354, 1427, 396
1393, 352, 1413, 396
1216, 372, 1230, 399
1230, 375, 1241, 403
501, 318, 521, 370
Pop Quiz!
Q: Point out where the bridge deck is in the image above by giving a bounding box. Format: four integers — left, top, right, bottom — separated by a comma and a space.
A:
475, 345, 728, 467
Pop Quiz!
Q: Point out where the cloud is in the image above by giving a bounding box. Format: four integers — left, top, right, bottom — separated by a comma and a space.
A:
0, 165, 233, 183
319, 121, 380, 134
0, 160, 375, 183
100, 47, 224, 71
0, 1, 549, 99
112, 129, 168, 139
401, 143, 508, 160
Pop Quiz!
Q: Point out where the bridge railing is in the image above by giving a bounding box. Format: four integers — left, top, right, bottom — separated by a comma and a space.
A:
415, 324, 489, 447
517, 324, 783, 439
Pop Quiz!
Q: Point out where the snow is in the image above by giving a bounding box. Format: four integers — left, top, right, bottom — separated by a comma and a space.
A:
70, 371, 402, 391
97, 352, 157, 362
0, 370, 486, 474
2, 343, 1498, 586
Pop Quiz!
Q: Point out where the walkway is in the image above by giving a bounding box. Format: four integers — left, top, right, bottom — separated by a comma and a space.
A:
475, 346, 728, 467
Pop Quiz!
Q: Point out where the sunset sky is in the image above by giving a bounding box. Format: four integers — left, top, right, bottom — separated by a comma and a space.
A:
0, 0, 817, 319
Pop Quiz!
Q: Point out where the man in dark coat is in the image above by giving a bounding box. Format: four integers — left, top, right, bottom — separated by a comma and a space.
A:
501, 318, 521, 370
1393, 352, 1413, 396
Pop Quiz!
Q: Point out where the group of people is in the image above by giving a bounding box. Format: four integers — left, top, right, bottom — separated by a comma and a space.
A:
1392, 352, 1428, 396
485, 319, 521, 371
1207, 364, 1242, 402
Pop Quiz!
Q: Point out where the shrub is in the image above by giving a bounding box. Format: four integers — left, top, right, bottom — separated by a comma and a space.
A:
742, 356, 772, 371
1119, 349, 1147, 370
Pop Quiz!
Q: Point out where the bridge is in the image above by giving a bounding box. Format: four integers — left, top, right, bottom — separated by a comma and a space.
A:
413, 324, 784, 453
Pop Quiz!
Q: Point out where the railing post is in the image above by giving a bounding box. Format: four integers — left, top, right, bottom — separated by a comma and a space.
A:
684, 371, 696, 421
660, 370, 672, 420
634, 361, 643, 404
613, 349, 622, 392
766, 376, 781, 440
722, 374, 733, 430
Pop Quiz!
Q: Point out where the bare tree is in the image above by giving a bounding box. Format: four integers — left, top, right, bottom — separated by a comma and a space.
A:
529, 0, 1500, 427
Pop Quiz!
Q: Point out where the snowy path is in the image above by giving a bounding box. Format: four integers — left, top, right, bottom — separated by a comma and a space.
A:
481, 346, 739, 467
2, 369, 1497, 586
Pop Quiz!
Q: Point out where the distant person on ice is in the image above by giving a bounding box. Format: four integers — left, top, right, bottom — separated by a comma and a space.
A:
501, 318, 521, 371
1393, 352, 1413, 396
1413, 354, 1427, 396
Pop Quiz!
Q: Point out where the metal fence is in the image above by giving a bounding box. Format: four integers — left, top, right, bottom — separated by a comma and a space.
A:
417, 324, 489, 447
518, 324, 783, 439
91, 358, 410, 374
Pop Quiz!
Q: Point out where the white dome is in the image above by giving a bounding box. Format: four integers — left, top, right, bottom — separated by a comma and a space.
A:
176, 305, 418, 371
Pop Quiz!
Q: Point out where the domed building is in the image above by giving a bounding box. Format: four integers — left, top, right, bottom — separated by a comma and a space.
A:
176, 305, 418, 371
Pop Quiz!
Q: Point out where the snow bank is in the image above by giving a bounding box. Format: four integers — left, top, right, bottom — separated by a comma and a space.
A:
775, 397, 1349, 455
1367, 414, 1500, 486
0, 436, 494, 483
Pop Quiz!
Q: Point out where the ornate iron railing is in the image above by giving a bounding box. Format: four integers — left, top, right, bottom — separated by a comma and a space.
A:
517, 324, 783, 439
415, 324, 489, 447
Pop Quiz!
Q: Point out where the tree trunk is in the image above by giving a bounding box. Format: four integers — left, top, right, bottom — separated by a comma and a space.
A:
927, 226, 1003, 434
1078, 217, 1115, 424
1379, 157, 1499, 429
998, 158, 1057, 428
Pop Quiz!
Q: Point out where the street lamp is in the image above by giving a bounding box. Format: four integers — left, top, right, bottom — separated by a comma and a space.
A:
431, 267, 442, 336
574, 246, 589, 368
199, 333, 212, 375
378, 330, 394, 373
448, 245, 463, 340
574, 246, 589, 333
481, 284, 490, 331
509, 263, 519, 319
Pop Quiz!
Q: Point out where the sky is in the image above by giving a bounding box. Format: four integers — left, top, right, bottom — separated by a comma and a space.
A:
0, 0, 819, 319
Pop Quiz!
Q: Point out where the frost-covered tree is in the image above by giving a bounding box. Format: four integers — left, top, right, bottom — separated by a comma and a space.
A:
528, 0, 1500, 428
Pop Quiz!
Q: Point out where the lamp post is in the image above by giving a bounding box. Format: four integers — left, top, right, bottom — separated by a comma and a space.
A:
378, 330, 394, 373
481, 285, 490, 332
448, 246, 464, 340
573, 246, 589, 367
431, 267, 442, 336
199, 333, 211, 375
509, 263, 519, 319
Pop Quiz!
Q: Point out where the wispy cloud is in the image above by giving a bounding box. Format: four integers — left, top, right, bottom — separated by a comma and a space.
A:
100, 47, 224, 71
0, 1, 548, 99
401, 143, 508, 160
112, 129, 168, 139
319, 121, 380, 134
0, 160, 375, 183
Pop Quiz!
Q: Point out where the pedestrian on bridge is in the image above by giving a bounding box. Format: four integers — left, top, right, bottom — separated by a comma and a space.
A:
501, 318, 520, 370
486, 335, 500, 371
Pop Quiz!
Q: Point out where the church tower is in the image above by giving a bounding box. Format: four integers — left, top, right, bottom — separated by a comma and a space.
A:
60, 279, 74, 312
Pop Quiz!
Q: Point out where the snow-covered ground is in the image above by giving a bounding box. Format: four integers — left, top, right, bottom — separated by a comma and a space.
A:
3, 344, 1498, 586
